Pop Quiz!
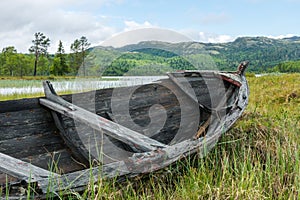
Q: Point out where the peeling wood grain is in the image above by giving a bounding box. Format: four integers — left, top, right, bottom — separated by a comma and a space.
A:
0, 152, 59, 182
40, 98, 167, 152
0, 133, 65, 159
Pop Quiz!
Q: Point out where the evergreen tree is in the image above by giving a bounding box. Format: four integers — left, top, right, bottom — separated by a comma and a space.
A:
16, 54, 27, 77
52, 40, 68, 75
2, 46, 17, 76
79, 36, 90, 76
70, 36, 90, 76
29, 32, 50, 76
70, 39, 81, 74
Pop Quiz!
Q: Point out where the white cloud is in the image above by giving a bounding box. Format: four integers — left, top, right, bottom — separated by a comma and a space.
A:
0, 0, 119, 53
152, 29, 235, 44
1, 0, 297, 54
123, 20, 157, 31
100, 21, 182, 47
198, 32, 235, 43
101, 27, 192, 47
267, 34, 298, 39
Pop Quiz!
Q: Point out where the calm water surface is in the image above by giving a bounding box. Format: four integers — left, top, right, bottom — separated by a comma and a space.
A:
0, 76, 167, 95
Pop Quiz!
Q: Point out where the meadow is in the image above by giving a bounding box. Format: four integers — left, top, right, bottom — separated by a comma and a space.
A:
0, 74, 299, 199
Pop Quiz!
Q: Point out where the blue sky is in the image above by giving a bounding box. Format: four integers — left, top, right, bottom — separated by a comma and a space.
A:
98, 0, 299, 36
0, 0, 299, 53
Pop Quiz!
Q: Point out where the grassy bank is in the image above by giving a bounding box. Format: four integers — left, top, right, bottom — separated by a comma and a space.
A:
1, 74, 299, 199
77, 74, 299, 199
83, 74, 299, 200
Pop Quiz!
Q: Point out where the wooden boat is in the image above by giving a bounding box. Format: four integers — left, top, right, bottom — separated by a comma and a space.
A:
0, 62, 249, 198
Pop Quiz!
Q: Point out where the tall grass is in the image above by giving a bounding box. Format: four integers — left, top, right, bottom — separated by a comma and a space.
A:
90, 74, 298, 200
1, 74, 299, 199
64, 74, 300, 200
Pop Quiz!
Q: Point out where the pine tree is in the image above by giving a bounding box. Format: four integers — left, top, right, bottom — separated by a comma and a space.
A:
53, 40, 68, 75
70, 36, 90, 76
29, 32, 50, 76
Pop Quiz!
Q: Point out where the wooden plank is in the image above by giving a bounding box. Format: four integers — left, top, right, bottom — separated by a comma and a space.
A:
0, 108, 57, 141
0, 173, 18, 185
50, 112, 92, 166
0, 152, 59, 182
40, 98, 167, 152
40, 81, 167, 153
167, 73, 213, 113
0, 133, 65, 159
168, 72, 240, 113
37, 160, 130, 193
21, 149, 85, 173
0, 98, 40, 113
167, 73, 198, 103
41, 81, 94, 165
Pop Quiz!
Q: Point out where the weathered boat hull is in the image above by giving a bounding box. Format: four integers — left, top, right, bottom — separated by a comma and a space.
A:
0, 62, 249, 198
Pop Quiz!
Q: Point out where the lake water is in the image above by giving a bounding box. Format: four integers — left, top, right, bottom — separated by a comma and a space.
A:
0, 76, 168, 95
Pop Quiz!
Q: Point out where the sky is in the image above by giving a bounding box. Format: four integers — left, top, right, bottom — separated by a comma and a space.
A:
0, 0, 299, 53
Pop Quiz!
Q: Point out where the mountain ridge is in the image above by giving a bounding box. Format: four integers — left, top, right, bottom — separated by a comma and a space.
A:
87, 36, 300, 74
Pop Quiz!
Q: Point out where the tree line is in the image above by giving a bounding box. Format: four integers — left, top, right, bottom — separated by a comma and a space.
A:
0, 32, 90, 77
272, 60, 300, 73
2, 34, 300, 77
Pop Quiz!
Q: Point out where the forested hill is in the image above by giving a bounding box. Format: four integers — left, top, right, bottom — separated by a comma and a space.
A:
212, 36, 300, 71
85, 37, 300, 75
88, 36, 300, 75
1, 36, 300, 77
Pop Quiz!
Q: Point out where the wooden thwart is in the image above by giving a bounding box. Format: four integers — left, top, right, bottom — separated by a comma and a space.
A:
40, 81, 167, 153
0, 152, 59, 182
